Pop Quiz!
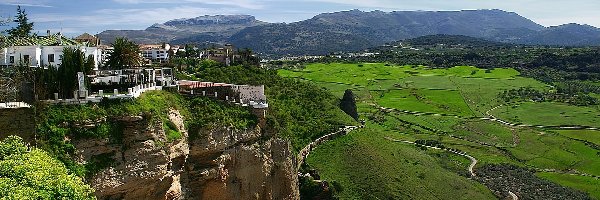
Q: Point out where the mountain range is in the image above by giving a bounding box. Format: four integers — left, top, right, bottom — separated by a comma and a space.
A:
97, 9, 600, 55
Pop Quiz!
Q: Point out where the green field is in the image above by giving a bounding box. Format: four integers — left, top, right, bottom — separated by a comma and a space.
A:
279, 63, 549, 116
281, 63, 600, 199
556, 130, 600, 145
376, 89, 474, 116
491, 102, 600, 127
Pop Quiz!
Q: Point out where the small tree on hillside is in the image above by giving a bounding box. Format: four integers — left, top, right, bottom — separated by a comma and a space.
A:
106, 37, 143, 69
7, 6, 34, 37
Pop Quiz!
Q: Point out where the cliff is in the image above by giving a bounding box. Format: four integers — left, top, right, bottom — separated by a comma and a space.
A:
0, 108, 35, 141
73, 109, 299, 200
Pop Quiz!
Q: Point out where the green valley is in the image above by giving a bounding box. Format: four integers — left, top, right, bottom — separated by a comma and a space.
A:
281, 63, 600, 199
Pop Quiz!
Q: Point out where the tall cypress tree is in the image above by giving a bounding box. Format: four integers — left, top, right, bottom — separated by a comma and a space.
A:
7, 6, 34, 37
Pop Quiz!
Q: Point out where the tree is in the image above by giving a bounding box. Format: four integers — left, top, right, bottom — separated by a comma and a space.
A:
0, 135, 96, 199
184, 44, 197, 58
106, 37, 143, 69
7, 6, 34, 38
56, 47, 94, 98
236, 48, 260, 66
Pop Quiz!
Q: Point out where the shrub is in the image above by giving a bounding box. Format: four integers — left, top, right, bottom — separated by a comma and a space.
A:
0, 136, 96, 199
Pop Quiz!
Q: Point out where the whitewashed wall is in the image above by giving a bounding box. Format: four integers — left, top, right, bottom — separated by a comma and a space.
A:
1, 46, 102, 69
232, 85, 266, 103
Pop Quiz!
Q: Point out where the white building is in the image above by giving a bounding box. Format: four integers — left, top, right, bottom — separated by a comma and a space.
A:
0, 33, 104, 70
140, 44, 170, 64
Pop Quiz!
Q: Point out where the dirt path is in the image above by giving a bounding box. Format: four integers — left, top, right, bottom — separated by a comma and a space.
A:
385, 137, 478, 177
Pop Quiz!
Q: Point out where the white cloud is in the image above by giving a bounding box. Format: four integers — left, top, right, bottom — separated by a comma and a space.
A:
32, 6, 240, 26
0, 0, 51, 7
111, 0, 264, 9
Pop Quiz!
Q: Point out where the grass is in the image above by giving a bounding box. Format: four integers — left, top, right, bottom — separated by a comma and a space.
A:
555, 130, 600, 145
376, 88, 475, 116
505, 130, 600, 176
537, 172, 600, 200
164, 120, 182, 142
306, 123, 496, 200
453, 121, 515, 147
491, 102, 600, 127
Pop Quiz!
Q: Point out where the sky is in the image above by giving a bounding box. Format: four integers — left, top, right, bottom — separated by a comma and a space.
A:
0, 0, 599, 36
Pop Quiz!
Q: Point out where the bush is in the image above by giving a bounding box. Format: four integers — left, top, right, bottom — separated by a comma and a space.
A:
0, 136, 96, 199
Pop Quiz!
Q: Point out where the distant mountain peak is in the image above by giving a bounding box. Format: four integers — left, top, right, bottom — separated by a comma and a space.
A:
98, 9, 600, 54
163, 15, 263, 26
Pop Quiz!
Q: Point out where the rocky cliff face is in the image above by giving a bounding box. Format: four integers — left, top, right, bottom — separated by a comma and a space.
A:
0, 108, 35, 141
73, 110, 299, 200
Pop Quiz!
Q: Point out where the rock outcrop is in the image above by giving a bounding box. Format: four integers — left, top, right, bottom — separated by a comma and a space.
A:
73, 109, 299, 200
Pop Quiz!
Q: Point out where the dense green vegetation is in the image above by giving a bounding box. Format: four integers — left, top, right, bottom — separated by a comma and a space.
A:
281, 63, 600, 199
556, 130, 600, 146
6, 6, 34, 37
499, 87, 598, 106
0, 136, 95, 199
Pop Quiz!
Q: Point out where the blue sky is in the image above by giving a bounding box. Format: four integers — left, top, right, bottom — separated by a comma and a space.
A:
1, 0, 599, 36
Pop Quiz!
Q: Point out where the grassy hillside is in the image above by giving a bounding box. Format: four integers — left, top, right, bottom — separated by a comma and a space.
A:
306, 123, 496, 199
281, 63, 600, 199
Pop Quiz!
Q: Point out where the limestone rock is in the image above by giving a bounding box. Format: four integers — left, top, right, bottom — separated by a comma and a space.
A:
75, 109, 299, 200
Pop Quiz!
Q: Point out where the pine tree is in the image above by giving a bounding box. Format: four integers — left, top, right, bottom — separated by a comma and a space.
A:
7, 6, 34, 38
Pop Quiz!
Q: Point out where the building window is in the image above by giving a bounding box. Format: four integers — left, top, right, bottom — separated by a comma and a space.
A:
48, 54, 55, 62
23, 55, 30, 64
9, 56, 14, 63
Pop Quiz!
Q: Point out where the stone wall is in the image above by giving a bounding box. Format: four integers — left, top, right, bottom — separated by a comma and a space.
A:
0, 108, 35, 141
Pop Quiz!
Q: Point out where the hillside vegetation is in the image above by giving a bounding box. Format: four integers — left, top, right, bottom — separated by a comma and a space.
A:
184, 65, 358, 151
0, 136, 96, 199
